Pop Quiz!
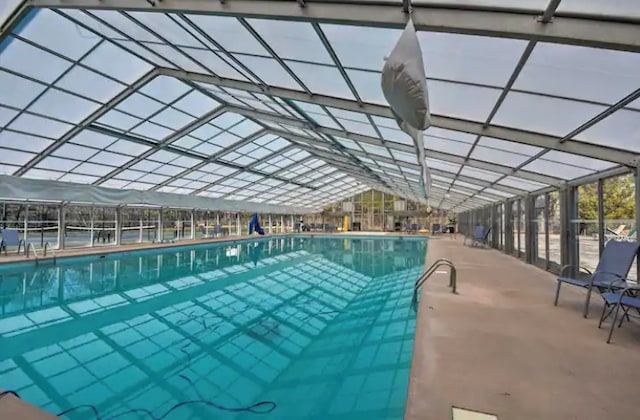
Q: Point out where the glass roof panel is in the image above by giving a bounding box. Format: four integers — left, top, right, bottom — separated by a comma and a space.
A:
180, 47, 251, 81
425, 138, 472, 156
246, 19, 332, 64
29, 88, 100, 123
429, 81, 502, 122
55, 66, 126, 103
81, 41, 154, 83
233, 55, 301, 90
346, 69, 387, 105
9, 113, 73, 139
96, 110, 142, 131
116, 93, 165, 119
0, 131, 52, 153
557, 0, 640, 19
107, 139, 150, 156
418, 32, 526, 87
1, 38, 72, 84
172, 91, 220, 117
515, 43, 640, 104
0, 70, 47, 108
497, 176, 547, 191
575, 110, 640, 152
320, 24, 400, 71
459, 166, 502, 182
471, 146, 532, 167
0, 149, 35, 166
477, 136, 543, 155
540, 151, 615, 171
140, 76, 191, 104
19, 9, 99, 60
522, 158, 593, 180
492, 92, 605, 136
144, 43, 209, 73
185, 15, 267, 55
130, 121, 173, 140
149, 108, 195, 130
285, 61, 355, 100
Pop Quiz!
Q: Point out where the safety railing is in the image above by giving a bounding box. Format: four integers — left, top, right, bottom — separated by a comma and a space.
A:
411, 258, 457, 311
26, 242, 39, 265
43, 241, 57, 265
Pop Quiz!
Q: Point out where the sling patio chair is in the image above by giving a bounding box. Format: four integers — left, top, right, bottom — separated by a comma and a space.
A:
0, 228, 25, 256
598, 285, 640, 344
464, 226, 490, 247
554, 239, 640, 318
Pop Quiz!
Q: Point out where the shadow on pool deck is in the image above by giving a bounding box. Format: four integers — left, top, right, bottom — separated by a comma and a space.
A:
406, 236, 640, 420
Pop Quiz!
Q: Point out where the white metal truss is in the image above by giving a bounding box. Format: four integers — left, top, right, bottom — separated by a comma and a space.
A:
27, 0, 640, 52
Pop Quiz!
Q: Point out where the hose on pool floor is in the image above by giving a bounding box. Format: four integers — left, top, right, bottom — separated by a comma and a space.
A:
1, 388, 276, 419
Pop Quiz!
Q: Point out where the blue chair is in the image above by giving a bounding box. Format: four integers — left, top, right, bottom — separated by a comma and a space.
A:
598, 286, 640, 343
464, 226, 489, 247
554, 240, 639, 318
1, 228, 25, 256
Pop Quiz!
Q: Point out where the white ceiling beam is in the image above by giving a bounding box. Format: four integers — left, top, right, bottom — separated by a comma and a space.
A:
164, 69, 639, 166
30, 0, 640, 52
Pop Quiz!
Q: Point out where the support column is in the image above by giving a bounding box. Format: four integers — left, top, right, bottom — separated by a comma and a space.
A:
544, 193, 550, 270
280, 215, 284, 233
525, 196, 536, 264
268, 215, 273, 234
57, 204, 65, 250
115, 207, 122, 246
290, 215, 294, 232
635, 162, 640, 280
23, 204, 29, 245
190, 209, 196, 240
236, 213, 241, 236
138, 216, 143, 243
158, 208, 164, 242
90, 207, 95, 247
597, 179, 605, 256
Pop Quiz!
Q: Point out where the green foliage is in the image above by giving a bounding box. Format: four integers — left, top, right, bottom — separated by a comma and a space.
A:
578, 175, 635, 221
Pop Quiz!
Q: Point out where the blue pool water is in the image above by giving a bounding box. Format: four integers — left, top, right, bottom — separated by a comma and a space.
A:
0, 236, 427, 419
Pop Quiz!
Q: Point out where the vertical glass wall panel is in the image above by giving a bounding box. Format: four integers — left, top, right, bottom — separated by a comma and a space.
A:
164, 209, 192, 240
548, 191, 561, 268
25, 204, 60, 249
499, 203, 505, 250
519, 200, 527, 259
220, 212, 237, 236
603, 174, 636, 280
534, 194, 547, 267
92, 207, 116, 247
577, 182, 600, 273
0, 203, 27, 252
64, 205, 93, 248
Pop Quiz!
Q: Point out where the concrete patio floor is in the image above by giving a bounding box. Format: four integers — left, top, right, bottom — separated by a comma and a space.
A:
406, 236, 640, 420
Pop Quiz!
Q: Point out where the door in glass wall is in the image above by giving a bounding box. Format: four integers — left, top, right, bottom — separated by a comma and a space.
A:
499, 203, 505, 250
603, 174, 636, 281
577, 182, 599, 273
519, 200, 526, 259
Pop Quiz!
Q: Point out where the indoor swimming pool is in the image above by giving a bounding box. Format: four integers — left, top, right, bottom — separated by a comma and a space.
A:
0, 236, 427, 419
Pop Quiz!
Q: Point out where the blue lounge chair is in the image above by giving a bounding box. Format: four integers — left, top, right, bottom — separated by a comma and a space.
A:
554, 240, 639, 318
598, 285, 640, 343
1, 228, 25, 256
464, 226, 489, 247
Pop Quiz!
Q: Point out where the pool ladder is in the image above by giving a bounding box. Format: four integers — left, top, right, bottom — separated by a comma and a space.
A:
411, 258, 457, 312
24, 241, 56, 266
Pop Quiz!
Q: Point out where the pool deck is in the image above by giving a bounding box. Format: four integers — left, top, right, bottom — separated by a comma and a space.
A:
407, 236, 640, 420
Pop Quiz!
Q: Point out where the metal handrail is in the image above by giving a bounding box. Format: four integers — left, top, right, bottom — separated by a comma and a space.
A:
15, 239, 26, 256
26, 242, 39, 265
43, 242, 57, 265
411, 258, 457, 311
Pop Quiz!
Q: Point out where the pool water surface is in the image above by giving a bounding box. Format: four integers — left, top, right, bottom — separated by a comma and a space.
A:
0, 236, 427, 419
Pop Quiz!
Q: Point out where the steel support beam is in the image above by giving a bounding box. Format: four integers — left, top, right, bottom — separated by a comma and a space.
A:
30, 0, 640, 52
162, 69, 639, 166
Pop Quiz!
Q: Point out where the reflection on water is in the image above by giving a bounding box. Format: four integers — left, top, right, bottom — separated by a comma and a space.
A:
0, 237, 426, 419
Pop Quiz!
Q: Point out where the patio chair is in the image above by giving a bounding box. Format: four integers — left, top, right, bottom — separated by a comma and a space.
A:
598, 285, 640, 344
604, 225, 626, 242
554, 240, 640, 318
0, 228, 25, 256
464, 226, 488, 247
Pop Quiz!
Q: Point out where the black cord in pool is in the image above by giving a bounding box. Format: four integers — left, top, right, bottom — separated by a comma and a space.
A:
1, 389, 275, 419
